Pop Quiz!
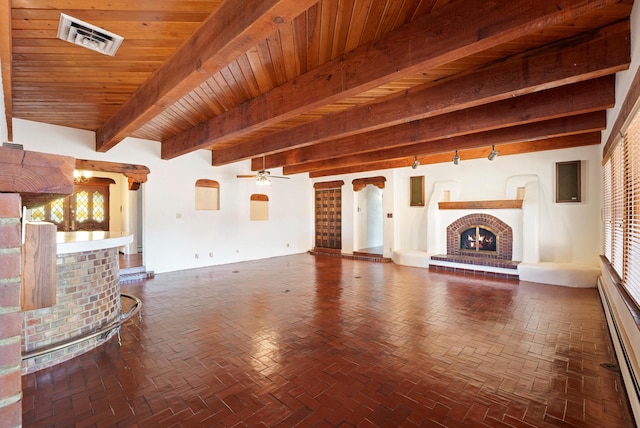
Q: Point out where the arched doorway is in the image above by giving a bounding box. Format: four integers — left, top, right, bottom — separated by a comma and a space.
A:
353, 177, 385, 256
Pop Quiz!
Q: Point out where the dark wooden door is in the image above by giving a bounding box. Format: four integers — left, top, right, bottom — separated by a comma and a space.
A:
315, 188, 342, 249
30, 178, 113, 231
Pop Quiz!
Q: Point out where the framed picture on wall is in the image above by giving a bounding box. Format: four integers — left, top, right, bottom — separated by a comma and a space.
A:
556, 160, 581, 203
410, 176, 424, 206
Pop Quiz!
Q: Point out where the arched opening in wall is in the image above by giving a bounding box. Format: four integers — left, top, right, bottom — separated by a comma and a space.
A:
250, 194, 269, 221
353, 177, 386, 256
195, 179, 220, 210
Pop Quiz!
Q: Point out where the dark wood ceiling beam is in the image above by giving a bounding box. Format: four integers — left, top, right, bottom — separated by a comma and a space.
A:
267, 76, 614, 170
162, 0, 622, 160
240, 20, 631, 169
95, 0, 317, 152
282, 112, 606, 175
309, 133, 602, 178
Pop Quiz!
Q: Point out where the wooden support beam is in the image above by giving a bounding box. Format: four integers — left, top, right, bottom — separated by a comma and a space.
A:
232, 20, 631, 168
283, 112, 606, 175
0, 146, 74, 208
96, 0, 316, 152
75, 159, 150, 188
308, 133, 602, 178
276, 76, 614, 172
162, 0, 622, 160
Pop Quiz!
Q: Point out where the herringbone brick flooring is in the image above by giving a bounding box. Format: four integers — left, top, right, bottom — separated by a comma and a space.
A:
22, 254, 635, 427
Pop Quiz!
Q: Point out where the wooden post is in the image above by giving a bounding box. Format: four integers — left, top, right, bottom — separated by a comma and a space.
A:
21, 222, 57, 311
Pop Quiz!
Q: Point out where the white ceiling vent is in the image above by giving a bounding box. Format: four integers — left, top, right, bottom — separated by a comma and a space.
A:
57, 13, 124, 56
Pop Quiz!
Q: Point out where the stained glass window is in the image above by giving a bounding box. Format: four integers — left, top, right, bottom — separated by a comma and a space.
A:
75, 191, 89, 223
30, 206, 45, 221
93, 191, 105, 222
50, 198, 65, 224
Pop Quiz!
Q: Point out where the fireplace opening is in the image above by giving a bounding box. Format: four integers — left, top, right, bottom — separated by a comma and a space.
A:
460, 226, 497, 253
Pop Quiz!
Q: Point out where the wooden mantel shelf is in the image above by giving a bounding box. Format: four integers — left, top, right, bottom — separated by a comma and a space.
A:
438, 200, 523, 210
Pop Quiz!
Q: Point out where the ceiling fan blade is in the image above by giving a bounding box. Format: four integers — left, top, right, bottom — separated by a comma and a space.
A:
270, 176, 290, 179
236, 174, 257, 178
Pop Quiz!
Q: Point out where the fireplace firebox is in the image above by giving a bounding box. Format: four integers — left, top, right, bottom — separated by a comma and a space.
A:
460, 226, 497, 253
446, 214, 513, 260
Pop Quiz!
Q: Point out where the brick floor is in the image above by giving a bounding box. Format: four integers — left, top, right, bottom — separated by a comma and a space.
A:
22, 254, 635, 427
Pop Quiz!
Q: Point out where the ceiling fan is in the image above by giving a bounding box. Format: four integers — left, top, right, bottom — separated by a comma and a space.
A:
236, 156, 290, 186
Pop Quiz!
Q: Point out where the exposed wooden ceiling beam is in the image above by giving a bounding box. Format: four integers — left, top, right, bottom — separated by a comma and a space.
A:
257, 77, 614, 171
161, 0, 622, 160
95, 0, 317, 152
0, 0, 13, 141
228, 20, 631, 168
309, 133, 602, 178
282, 112, 606, 175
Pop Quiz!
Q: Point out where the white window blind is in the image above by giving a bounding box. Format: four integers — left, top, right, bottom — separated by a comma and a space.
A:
611, 140, 625, 277
603, 160, 612, 260
624, 111, 640, 306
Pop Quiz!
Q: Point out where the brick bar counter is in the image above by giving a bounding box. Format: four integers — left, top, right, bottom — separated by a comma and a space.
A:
21, 231, 132, 374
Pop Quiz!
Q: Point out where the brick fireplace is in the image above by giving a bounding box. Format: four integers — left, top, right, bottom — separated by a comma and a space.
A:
430, 212, 520, 278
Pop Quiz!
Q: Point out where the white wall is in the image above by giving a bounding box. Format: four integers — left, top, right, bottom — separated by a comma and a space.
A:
12, 119, 314, 274
318, 145, 602, 267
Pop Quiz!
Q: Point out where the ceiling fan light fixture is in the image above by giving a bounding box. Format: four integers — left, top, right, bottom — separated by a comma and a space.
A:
256, 171, 271, 186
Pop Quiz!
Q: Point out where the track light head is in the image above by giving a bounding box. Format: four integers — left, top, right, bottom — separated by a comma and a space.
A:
488, 145, 499, 161
453, 150, 460, 165
411, 156, 420, 169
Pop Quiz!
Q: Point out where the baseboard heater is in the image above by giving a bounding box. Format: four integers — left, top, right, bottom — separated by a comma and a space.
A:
597, 259, 640, 424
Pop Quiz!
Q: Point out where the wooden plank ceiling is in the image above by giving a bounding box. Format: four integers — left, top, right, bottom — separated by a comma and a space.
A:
1, 0, 634, 177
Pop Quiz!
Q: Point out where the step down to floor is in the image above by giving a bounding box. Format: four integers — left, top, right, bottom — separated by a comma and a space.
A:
120, 266, 154, 283
310, 249, 392, 263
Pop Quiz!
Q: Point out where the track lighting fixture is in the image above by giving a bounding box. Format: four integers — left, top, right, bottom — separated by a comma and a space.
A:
488, 145, 499, 161
411, 156, 420, 169
453, 150, 460, 165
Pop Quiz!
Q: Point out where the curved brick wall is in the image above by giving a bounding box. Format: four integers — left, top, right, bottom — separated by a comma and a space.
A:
446, 214, 513, 260
22, 247, 121, 374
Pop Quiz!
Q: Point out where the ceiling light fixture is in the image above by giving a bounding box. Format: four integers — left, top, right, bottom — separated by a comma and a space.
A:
411, 156, 420, 169
256, 172, 271, 186
488, 145, 499, 161
73, 169, 93, 183
453, 150, 460, 165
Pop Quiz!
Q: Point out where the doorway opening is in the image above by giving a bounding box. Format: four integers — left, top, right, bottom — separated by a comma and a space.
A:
353, 177, 386, 257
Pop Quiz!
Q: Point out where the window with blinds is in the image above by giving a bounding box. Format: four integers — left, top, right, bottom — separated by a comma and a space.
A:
611, 141, 625, 276
624, 111, 640, 305
603, 108, 640, 307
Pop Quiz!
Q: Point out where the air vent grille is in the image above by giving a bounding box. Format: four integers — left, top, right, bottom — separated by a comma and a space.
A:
57, 13, 123, 56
